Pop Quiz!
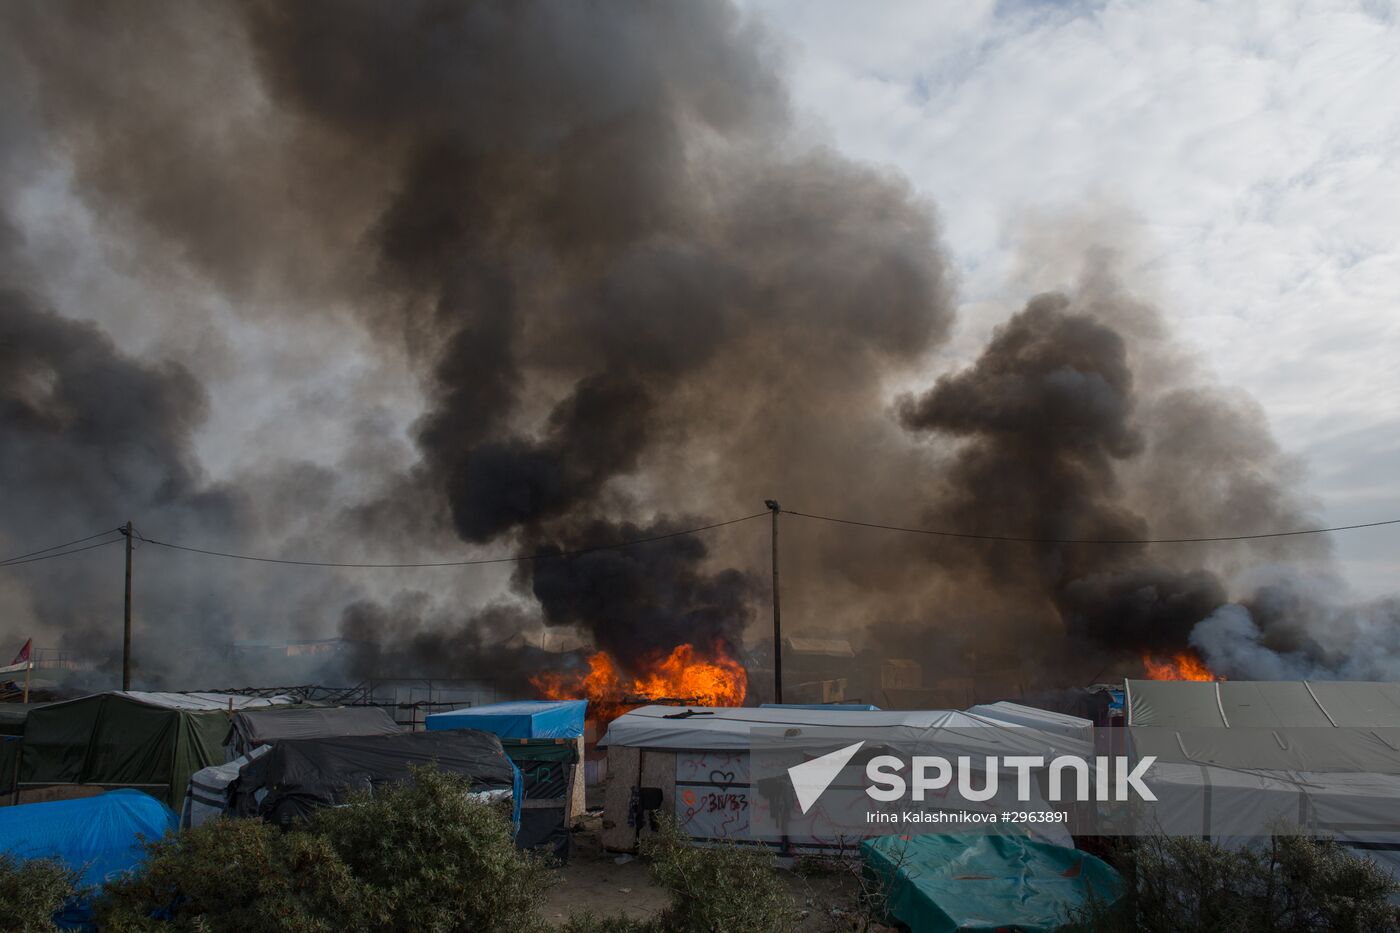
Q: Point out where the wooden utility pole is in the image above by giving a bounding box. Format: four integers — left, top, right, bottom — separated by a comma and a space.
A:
122, 520, 133, 691
764, 500, 783, 704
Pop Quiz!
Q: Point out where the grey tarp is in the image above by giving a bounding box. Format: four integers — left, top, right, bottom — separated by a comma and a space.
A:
227, 706, 401, 757
232, 729, 519, 827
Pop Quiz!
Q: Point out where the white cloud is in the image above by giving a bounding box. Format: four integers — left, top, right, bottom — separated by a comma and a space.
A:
751, 0, 1400, 596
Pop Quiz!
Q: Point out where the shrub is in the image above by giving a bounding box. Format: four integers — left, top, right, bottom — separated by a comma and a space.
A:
310, 766, 552, 933
1066, 834, 1400, 933
95, 817, 363, 933
0, 853, 79, 933
639, 816, 796, 933
559, 911, 654, 933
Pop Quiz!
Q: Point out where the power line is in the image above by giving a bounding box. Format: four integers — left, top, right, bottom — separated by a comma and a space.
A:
0, 528, 125, 566
131, 512, 769, 568
783, 509, 1400, 545
0, 536, 126, 567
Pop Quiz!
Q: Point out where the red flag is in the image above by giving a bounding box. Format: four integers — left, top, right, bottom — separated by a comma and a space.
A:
11, 638, 31, 666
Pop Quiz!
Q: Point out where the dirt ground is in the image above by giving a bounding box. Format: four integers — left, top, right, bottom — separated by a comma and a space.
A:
541, 811, 885, 931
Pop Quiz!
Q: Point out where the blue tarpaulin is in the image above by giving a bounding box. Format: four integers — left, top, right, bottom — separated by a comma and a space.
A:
862, 835, 1121, 933
426, 700, 587, 739
0, 790, 176, 928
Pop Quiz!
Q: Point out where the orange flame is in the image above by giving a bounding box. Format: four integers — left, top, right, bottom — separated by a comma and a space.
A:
533, 642, 747, 724
1142, 649, 1222, 681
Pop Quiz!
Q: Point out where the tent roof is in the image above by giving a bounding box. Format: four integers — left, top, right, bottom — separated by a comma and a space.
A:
966, 701, 1093, 739
1125, 679, 1400, 773
1125, 679, 1400, 729
115, 691, 300, 712
232, 705, 401, 746
599, 705, 1085, 755
782, 637, 855, 657
426, 699, 586, 739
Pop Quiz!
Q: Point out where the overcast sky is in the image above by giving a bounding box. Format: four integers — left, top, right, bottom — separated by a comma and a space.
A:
748, 0, 1400, 596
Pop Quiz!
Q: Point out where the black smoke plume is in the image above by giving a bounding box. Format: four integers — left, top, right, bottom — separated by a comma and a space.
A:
0, 1, 1378, 692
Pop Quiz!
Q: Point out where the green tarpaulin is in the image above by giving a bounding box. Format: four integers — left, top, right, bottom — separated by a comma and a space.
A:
20, 694, 245, 807
862, 835, 1121, 933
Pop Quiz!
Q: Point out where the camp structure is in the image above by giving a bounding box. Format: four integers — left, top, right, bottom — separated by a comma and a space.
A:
1123, 678, 1400, 873
231, 729, 521, 828
965, 700, 1094, 744
0, 789, 177, 927
597, 705, 1085, 854
15, 691, 297, 808
225, 704, 402, 758
427, 699, 587, 858
183, 745, 271, 829
862, 834, 1121, 933
180, 704, 404, 828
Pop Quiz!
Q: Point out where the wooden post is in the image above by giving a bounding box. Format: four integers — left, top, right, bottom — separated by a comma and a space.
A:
765, 500, 783, 704
21, 662, 31, 704
122, 520, 133, 691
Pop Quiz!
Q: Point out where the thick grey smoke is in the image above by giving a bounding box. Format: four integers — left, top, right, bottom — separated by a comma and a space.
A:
0, 0, 954, 687
0, 0, 1381, 692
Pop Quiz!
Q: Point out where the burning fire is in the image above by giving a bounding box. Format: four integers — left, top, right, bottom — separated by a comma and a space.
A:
533, 642, 747, 723
1142, 649, 1222, 682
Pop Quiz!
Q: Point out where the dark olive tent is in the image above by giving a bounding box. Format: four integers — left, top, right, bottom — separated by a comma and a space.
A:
18, 692, 297, 807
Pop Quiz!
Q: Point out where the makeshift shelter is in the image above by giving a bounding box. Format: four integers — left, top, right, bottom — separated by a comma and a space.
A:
232, 729, 520, 828
862, 835, 1121, 933
18, 691, 296, 807
598, 705, 1084, 853
966, 701, 1094, 744
226, 705, 401, 758
427, 700, 587, 858
181, 745, 270, 829
0, 790, 176, 927
1124, 678, 1400, 872
426, 699, 586, 738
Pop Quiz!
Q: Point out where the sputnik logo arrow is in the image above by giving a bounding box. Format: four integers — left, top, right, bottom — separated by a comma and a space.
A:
788, 741, 865, 814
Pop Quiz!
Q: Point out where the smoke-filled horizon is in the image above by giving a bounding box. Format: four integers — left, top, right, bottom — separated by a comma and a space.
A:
0, 0, 1393, 690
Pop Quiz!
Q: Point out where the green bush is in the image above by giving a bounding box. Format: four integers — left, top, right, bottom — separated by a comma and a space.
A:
558, 910, 654, 933
639, 816, 796, 933
1066, 834, 1400, 933
312, 766, 551, 933
95, 817, 363, 933
97, 767, 551, 933
0, 853, 79, 933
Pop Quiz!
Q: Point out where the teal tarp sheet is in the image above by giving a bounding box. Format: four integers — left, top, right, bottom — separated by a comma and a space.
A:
861, 835, 1121, 933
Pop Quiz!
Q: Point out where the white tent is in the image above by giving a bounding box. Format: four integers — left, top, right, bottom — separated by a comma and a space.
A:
1125, 679, 1400, 874
599, 705, 1085, 853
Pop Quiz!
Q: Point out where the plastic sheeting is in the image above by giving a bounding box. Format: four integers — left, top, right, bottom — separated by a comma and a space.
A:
861, 835, 1121, 933
600, 705, 1084, 758
426, 700, 587, 739
182, 745, 270, 829
0, 789, 175, 928
965, 702, 1094, 744
228, 706, 401, 756
232, 729, 521, 828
